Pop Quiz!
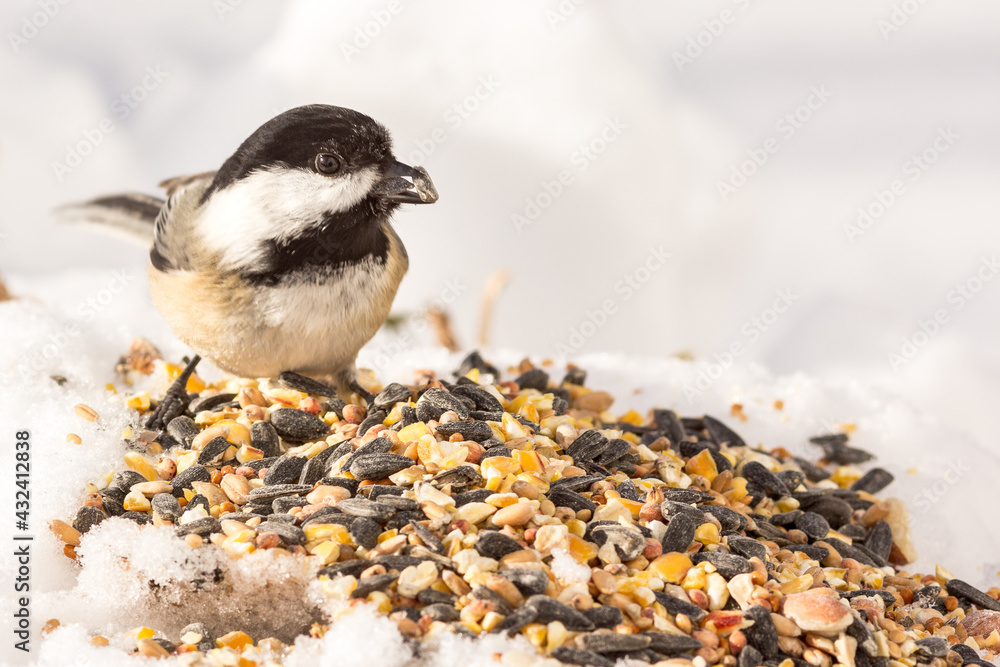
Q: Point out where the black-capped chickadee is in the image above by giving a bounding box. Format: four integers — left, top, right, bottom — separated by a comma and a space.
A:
61, 104, 438, 398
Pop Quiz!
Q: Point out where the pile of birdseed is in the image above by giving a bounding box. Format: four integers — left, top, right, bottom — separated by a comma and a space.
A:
51, 350, 1000, 667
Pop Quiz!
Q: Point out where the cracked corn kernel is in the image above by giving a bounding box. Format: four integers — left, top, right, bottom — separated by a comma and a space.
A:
685, 448, 718, 482
648, 552, 693, 584
216, 631, 253, 650
124, 452, 159, 481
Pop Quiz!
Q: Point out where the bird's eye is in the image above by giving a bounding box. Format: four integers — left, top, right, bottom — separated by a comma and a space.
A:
315, 153, 341, 174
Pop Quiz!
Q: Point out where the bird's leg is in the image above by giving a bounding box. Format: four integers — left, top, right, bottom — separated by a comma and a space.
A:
333, 365, 374, 405
145, 354, 201, 431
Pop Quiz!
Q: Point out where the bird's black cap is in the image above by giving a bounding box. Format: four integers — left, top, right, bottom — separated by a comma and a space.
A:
202, 104, 395, 203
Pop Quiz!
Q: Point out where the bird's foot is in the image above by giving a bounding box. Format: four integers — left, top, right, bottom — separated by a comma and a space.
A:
145, 354, 201, 431
349, 378, 376, 405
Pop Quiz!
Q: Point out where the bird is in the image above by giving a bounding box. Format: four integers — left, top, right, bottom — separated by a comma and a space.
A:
60, 104, 438, 406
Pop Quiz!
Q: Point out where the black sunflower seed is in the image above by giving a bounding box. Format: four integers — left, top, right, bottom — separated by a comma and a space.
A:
794, 511, 831, 540
272, 496, 307, 514
914, 637, 949, 659
793, 456, 831, 482
662, 487, 713, 504
660, 513, 697, 554
595, 439, 632, 466
422, 603, 460, 623
278, 371, 336, 396
566, 430, 611, 462
526, 595, 594, 631
800, 495, 853, 529
475, 530, 523, 559
73, 506, 106, 533
248, 420, 280, 458
297, 456, 327, 486
790, 544, 830, 561
151, 493, 181, 522
653, 591, 707, 623
373, 382, 412, 409
270, 408, 329, 442
257, 520, 305, 545
416, 388, 470, 422
352, 573, 399, 598
851, 468, 895, 495
703, 505, 749, 532
452, 385, 504, 413
454, 351, 499, 378
741, 461, 790, 497
409, 521, 444, 554
646, 632, 704, 655
810, 433, 873, 465
188, 393, 236, 413
453, 488, 493, 506
318, 560, 368, 578
497, 568, 550, 596
743, 604, 779, 658
946, 579, 1000, 613
550, 474, 604, 492
775, 469, 806, 491
343, 437, 393, 472
175, 516, 220, 537
514, 368, 549, 391
471, 585, 513, 615
336, 498, 396, 522
738, 645, 763, 667
417, 589, 457, 606
166, 416, 200, 447
246, 483, 312, 502
433, 420, 494, 442
691, 551, 752, 579
430, 465, 483, 492
112, 470, 147, 494
348, 516, 381, 549
493, 606, 539, 635
481, 446, 512, 460
357, 409, 386, 436
864, 520, 893, 560
591, 524, 646, 561
197, 436, 232, 465
349, 453, 414, 481
703, 415, 746, 448
726, 535, 767, 562
550, 647, 615, 667
582, 606, 623, 629
170, 464, 211, 497
187, 495, 209, 513
579, 633, 651, 654
547, 486, 596, 513
616, 479, 640, 502
263, 455, 308, 486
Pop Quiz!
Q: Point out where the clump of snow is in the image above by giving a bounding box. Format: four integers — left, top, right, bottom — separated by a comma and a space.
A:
549, 548, 591, 585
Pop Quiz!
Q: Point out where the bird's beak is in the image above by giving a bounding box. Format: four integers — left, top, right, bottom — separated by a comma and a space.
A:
373, 160, 439, 204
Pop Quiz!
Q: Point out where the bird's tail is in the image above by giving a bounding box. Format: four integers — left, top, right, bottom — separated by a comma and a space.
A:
55, 193, 163, 247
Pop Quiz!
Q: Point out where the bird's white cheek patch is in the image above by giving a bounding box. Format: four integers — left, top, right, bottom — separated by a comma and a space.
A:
195, 166, 379, 271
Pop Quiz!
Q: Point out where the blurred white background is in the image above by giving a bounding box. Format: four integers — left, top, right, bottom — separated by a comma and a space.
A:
2, 0, 999, 448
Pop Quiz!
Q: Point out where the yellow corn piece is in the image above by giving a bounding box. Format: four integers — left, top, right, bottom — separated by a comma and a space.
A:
398, 421, 431, 443
216, 631, 253, 650
125, 392, 150, 411
618, 409, 644, 426
511, 449, 546, 475
567, 534, 598, 563
123, 452, 159, 481
648, 552, 693, 584
685, 449, 718, 482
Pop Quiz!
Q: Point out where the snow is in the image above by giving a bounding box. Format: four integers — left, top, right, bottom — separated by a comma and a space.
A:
2, 0, 1000, 664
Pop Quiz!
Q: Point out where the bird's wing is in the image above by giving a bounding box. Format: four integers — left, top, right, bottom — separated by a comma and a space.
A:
55, 172, 217, 248
55, 192, 165, 247
159, 171, 216, 198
